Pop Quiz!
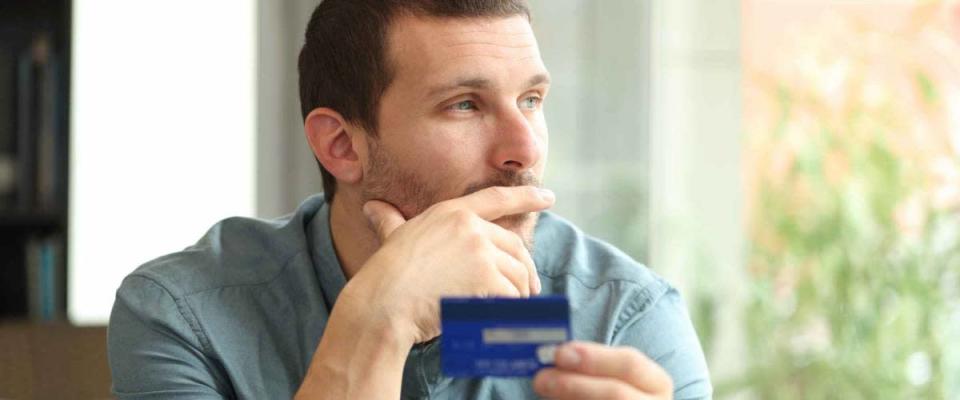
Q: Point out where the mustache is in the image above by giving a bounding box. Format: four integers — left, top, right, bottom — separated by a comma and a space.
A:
462, 170, 541, 197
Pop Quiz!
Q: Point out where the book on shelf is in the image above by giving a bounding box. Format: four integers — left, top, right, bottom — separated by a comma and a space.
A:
11, 32, 64, 215
0, 39, 15, 208
24, 233, 65, 321
0, 1, 72, 323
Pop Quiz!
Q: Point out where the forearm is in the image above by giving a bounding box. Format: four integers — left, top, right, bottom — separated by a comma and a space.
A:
295, 286, 413, 399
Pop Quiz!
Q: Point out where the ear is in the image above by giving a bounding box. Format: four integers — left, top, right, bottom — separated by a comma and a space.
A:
304, 108, 364, 184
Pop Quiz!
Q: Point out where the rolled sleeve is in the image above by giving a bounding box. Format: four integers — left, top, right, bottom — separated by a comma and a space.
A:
108, 275, 232, 399
612, 285, 713, 400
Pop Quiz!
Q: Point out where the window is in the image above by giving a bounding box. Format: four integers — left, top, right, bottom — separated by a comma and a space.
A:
529, 0, 652, 263
740, 1, 960, 397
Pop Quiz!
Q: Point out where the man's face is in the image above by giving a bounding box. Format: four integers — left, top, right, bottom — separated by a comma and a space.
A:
360, 14, 550, 250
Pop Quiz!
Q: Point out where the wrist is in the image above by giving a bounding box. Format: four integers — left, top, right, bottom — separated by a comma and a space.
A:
339, 268, 419, 346
297, 284, 414, 399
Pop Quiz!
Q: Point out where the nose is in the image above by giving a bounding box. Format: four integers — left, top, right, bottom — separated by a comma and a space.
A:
490, 108, 544, 172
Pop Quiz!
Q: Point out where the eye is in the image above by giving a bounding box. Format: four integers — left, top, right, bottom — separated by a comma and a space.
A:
520, 96, 542, 110
449, 100, 478, 111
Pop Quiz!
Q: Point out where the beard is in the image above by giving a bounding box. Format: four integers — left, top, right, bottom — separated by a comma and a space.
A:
361, 139, 541, 253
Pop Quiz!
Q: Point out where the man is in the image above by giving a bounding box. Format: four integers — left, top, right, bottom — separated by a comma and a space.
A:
108, 0, 712, 399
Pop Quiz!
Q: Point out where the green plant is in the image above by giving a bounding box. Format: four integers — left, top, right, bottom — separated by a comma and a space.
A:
732, 2, 960, 398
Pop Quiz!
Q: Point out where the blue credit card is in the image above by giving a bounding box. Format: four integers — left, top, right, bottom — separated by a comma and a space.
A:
440, 296, 572, 377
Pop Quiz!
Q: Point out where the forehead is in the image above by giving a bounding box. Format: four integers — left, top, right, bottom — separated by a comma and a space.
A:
386, 14, 546, 91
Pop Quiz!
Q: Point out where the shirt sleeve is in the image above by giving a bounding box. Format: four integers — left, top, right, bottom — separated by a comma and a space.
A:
612, 284, 714, 400
108, 275, 234, 399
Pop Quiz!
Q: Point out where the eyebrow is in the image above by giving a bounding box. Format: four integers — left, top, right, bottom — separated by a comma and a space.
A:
426, 73, 551, 99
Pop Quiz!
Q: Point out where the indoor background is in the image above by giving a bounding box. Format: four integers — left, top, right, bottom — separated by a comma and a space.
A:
0, 0, 957, 398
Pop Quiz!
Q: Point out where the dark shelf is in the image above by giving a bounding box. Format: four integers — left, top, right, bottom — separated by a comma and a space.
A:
0, 211, 64, 230
0, 0, 70, 321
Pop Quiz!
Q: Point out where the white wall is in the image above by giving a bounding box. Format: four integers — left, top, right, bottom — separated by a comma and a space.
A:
255, 0, 323, 219
69, 0, 257, 325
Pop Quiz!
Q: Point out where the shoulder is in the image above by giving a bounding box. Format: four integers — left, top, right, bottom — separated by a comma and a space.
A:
533, 212, 712, 398
533, 211, 674, 336
534, 211, 663, 292
534, 209, 682, 344
120, 195, 325, 299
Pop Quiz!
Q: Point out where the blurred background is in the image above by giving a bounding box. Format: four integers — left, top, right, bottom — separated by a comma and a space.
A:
0, 0, 957, 398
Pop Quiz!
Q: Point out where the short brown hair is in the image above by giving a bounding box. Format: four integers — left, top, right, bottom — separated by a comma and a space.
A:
298, 0, 531, 203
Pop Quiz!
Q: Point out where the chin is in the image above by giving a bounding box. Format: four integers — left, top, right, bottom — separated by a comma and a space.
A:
494, 212, 539, 253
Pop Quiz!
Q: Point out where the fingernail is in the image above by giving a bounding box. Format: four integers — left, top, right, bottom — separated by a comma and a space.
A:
362, 203, 374, 220
537, 188, 555, 202
556, 345, 580, 367
534, 275, 542, 294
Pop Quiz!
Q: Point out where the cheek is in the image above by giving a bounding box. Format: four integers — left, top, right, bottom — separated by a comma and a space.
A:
403, 127, 483, 172
408, 143, 479, 184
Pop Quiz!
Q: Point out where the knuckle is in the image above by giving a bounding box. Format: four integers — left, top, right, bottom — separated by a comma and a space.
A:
518, 257, 530, 273
512, 258, 529, 279
483, 256, 502, 277
510, 233, 527, 252
449, 208, 475, 226
464, 231, 488, 253
471, 252, 497, 277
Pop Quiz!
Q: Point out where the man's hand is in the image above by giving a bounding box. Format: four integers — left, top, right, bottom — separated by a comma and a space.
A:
345, 185, 555, 345
532, 341, 673, 400
296, 186, 554, 399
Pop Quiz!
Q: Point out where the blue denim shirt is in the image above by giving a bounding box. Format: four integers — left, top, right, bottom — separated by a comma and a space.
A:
108, 194, 712, 399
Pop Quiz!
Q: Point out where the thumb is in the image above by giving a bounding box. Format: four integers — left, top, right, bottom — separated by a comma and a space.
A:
362, 200, 407, 242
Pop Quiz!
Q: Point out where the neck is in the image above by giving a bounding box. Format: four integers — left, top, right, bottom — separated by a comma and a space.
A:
329, 192, 380, 280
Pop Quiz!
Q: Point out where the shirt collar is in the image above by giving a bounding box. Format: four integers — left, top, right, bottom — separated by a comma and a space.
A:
307, 198, 348, 310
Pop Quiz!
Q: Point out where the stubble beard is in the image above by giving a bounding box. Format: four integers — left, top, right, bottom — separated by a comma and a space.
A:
360, 139, 541, 254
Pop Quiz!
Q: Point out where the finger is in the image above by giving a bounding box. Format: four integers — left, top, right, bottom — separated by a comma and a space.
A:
533, 368, 651, 400
448, 186, 555, 222
493, 250, 530, 297
552, 341, 673, 394
363, 200, 407, 242
483, 221, 540, 295
485, 270, 523, 298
